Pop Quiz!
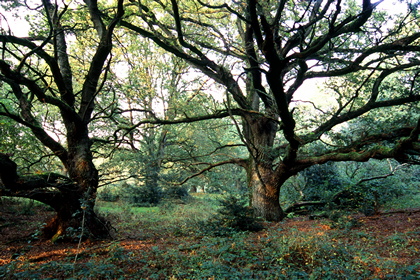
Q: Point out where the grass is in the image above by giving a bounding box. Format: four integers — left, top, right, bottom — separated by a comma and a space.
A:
96, 201, 159, 214
1, 193, 420, 279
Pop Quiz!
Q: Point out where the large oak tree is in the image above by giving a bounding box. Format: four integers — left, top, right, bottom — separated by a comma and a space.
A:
0, 0, 124, 239
121, 0, 420, 221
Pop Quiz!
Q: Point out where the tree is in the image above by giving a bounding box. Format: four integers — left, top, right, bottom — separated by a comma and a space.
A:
0, 0, 124, 239
99, 34, 246, 198
120, 0, 420, 221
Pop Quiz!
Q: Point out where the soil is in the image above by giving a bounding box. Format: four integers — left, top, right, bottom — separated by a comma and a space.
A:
1, 204, 419, 278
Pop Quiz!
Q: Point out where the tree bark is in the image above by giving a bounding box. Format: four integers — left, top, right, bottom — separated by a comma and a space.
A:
42, 191, 111, 242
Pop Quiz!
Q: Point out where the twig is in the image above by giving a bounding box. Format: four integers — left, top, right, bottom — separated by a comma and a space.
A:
72, 207, 86, 276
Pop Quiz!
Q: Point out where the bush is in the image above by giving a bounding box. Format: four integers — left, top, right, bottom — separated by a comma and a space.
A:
163, 185, 190, 201
301, 162, 346, 201
98, 183, 193, 207
97, 186, 120, 202
121, 183, 163, 206
200, 195, 264, 236
283, 160, 416, 216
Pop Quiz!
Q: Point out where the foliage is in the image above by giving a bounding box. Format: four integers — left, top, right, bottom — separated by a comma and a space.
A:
300, 162, 347, 201
97, 186, 120, 202
0, 197, 53, 214
120, 183, 163, 207
326, 211, 363, 230
0, 116, 61, 174
162, 185, 190, 201
199, 195, 264, 236
385, 192, 420, 209
282, 159, 419, 215
97, 182, 191, 207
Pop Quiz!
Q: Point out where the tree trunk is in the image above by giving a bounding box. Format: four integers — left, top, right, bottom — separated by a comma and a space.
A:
42, 190, 111, 242
0, 153, 111, 241
242, 114, 286, 221
60, 135, 111, 240
248, 164, 285, 221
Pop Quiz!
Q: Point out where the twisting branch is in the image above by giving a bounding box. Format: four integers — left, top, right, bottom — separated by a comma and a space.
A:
80, 0, 124, 123
116, 108, 273, 139
0, 153, 73, 206
169, 144, 245, 163
0, 60, 79, 119
0, 35, 75, 100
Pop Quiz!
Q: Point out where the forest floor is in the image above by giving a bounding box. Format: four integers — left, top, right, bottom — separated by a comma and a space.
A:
0, 200, 420, 279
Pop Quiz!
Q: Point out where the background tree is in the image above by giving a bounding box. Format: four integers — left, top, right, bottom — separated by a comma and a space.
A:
0, 0, 124, 239
97, 32, 247, 202
120, 0, 420, 221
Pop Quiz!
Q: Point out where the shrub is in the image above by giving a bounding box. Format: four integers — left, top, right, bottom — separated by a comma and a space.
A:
121, 183, 163, 206
97, 186, 120, 202
200, 194, 264, 236
283, 160, 417, 216
99, 183, 192, 207
162, 185, 190, 201
326, 210, 362, 230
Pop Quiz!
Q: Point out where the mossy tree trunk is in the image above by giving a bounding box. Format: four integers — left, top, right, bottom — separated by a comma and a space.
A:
242, 114, 287, 221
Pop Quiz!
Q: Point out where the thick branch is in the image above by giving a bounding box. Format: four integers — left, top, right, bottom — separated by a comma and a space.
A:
244, 24, 273, 109
43, 0, 75, 107
306, 41, 420, 79
0, 61, 79, 120
297, 141, 419, 167
117, 108, 274, 138
120, 19, 249, 109
196, 0, 247, 22
0, 153, 74, 208
0, 72, 69, 162
304, 95, 420, 145
79, 0, 124, 123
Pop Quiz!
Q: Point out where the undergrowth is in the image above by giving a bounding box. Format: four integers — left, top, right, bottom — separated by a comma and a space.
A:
1, 194, 419, 279
2, 228, 419, 279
